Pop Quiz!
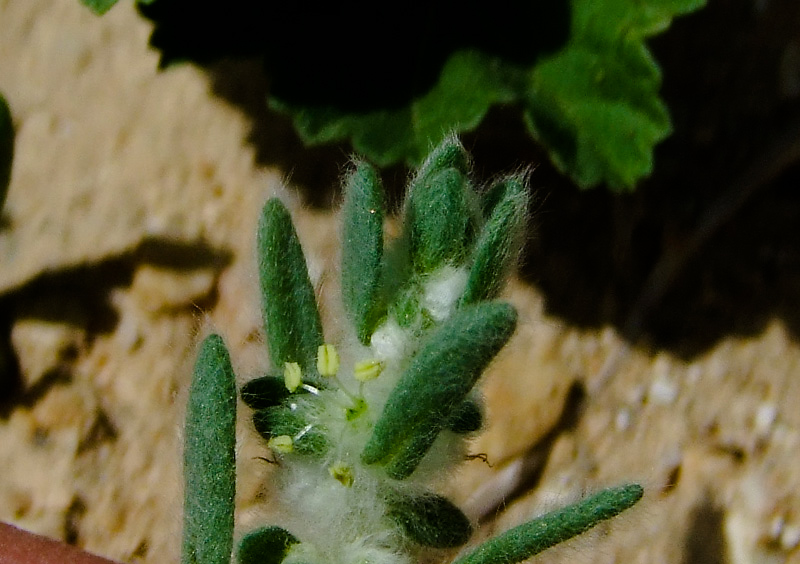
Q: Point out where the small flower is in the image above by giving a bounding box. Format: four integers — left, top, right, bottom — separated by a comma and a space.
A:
354, 359, 384, 382
317, 344, 340, 377
284, 362, 303, 392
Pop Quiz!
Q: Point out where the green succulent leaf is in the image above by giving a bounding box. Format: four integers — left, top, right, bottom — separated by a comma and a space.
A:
361, 302, 517, 474
452, 484, 644, 564
461, 175, 529, 305
341, 161, 386, 345
237, 526, 298, 564
387, 493, 473, 548
406, 166, 479, 273
0, 93, 13, 213
183, 334, 237, 564
258, 199, 324, 378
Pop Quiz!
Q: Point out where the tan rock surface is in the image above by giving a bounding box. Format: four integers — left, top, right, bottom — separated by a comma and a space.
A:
1, 3, 799, 564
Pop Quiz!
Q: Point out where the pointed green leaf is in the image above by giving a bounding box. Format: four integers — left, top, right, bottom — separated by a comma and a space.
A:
461, 175, 528, 305
341, 161, 386, 344
183, 334, 237, 564
406, 167, 478, 273
452, 484, 644, 564
387, 493, 473, 548
237, 526, 298, 564
258, 199, 324, 377
362, 302, 517, 469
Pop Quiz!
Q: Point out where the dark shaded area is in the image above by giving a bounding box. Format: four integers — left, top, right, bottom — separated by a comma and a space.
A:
199, 0, 800, 360
0, 237, 232, 412
478, 382, 586, 523
139, 1, 569, 111
682, 500, 726, 564
64, 495, 87, 546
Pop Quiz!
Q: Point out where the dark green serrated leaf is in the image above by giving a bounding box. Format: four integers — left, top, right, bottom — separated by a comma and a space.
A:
461, 176, 528, 305
524, 0, 706, 190
341, 161, 386, 345
274, 50, 521, 167
258, 199, 324, 378
183, 334, 237, 564
237, 526, 298, 564
452, 484, 644, 564
0, 94, 13, 213
240, 375, 292, 410
362, 302, 517, 470
406, 167, 479, 273
387, 493, 473, 548
79, 0, 120, 15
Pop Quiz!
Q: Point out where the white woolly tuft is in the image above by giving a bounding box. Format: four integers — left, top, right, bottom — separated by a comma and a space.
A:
420, 265, 469, 322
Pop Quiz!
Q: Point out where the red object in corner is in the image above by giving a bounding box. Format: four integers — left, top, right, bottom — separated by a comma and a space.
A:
0, 523, 121, 564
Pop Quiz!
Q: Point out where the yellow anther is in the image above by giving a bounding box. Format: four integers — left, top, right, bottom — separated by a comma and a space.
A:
329, 462, 354, 487
317, 344, 340, 377
267, 435, 294, 453
284, 362, 302, 392
354, 359, 384, 382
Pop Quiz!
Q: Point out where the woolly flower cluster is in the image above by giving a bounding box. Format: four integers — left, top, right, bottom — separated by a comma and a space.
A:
236, 136, 529, 564
184, 136, 643, 564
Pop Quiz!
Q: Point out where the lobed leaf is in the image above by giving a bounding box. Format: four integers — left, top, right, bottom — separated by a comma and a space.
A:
258, 199, 324, 378
341, 161, 386, 344
274, 50, 521, 167
452, 484, 644, 564
182, 334, 237, 564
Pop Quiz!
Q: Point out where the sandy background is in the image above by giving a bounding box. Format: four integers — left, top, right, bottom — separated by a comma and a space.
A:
1, 2, 800, 564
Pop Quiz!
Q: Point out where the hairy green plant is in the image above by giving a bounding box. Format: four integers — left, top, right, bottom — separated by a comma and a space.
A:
182, 136, 642, 564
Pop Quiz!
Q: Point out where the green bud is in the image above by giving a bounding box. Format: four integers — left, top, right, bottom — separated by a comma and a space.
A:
461, 175, 528, 305
237, 526, 298, 564
406, 167, 478, 273
258, 199, 324, 380
341, 160, 386, 344
240, 375, 292, 410
387, 493, 472, 548
447, 398, 483, 434
253, 406, 328, 456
